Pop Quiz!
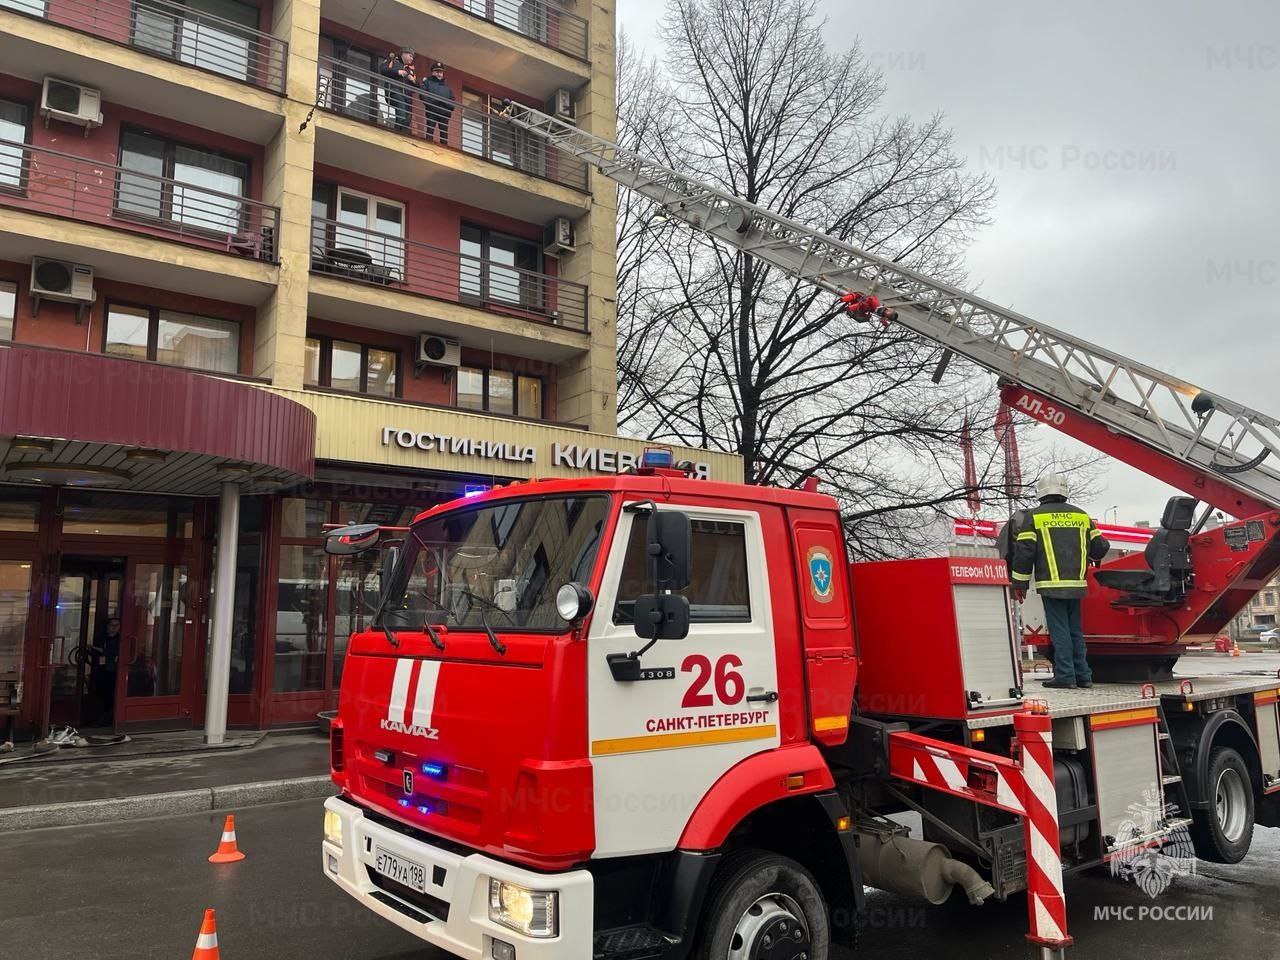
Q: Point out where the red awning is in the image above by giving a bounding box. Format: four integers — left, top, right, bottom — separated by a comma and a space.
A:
0, 344, 314, 495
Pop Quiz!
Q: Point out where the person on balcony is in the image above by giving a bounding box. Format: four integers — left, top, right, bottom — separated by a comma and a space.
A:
420, 62, 457, 145
380, 47, 418, 133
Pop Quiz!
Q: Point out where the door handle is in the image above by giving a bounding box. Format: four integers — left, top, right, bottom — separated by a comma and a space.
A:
746, 689, 778, 704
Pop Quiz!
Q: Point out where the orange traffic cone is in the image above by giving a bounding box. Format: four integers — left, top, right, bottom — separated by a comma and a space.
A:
208, 814, 246, 863
191, 908, 220, 960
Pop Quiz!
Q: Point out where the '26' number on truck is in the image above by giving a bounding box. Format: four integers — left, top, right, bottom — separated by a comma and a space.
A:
681, 654, 745, 707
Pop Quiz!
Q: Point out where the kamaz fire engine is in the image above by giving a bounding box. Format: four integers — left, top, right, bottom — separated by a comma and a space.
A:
319, 104, 1280, 960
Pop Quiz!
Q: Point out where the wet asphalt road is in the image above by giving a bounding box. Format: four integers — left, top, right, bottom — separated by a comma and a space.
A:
0, 798, 1276, 960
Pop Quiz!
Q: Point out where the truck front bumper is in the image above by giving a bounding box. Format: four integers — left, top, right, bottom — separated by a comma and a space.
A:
321, 795, 594, 960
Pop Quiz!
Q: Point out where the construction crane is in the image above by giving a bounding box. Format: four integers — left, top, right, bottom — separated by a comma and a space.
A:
497, 100, 1280, 670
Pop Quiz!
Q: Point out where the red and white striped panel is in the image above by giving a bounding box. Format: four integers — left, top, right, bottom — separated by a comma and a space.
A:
887, 732, 1026, 816
1014, 712, 1070, 948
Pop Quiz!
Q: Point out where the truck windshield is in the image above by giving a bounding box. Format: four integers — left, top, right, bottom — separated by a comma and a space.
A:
377, 495, 611, 632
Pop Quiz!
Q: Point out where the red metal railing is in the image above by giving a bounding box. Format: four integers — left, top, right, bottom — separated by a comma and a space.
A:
316, 57, 589, 193
438, 0, 589, 61
310, 216, 586, 331
0, 138, 281, 262
3, 0, 288, 94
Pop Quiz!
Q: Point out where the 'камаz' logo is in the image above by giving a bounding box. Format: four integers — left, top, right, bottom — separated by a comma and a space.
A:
807, 546, 834, 603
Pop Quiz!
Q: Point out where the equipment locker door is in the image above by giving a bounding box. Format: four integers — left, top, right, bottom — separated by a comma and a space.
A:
586, 503, 780, 857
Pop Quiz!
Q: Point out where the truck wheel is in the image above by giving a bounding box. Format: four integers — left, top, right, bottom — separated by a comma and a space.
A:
695, 850, 829, 960
1190, 747, 1255, 864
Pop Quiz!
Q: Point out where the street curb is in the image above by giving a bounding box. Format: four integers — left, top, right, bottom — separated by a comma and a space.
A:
0, 775, 335, 830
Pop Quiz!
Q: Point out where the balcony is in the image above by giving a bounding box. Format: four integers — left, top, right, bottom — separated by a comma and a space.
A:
0, 0, 285, 142
317, 58, 588, 194
321, 0, 590, 101
310, 216, 586, 332
0, 138, 279, 302
1, 0, 287, 92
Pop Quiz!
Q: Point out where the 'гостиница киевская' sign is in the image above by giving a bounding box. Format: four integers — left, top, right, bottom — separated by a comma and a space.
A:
380, 427, 711, 478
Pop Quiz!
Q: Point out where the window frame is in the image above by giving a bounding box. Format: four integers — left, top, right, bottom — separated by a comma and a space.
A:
459, 221, 545, 311
130, 0, 263, 83
455, 364, 545, 418
113, 125, 253, 236
303, 334, 402, 399
102, 299, 242, 374
0, 278, 16, 342
0, 96, 32, 197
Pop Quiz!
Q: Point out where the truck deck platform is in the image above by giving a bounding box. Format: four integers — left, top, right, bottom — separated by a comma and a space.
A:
966, 672, 1280, 728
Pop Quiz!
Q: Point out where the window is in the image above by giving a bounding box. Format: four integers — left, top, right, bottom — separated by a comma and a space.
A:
460, 90, 543, 174
117, 129, 249, 234
460, 223, 544, 310
333, 188, 405, 277
0, 1, 45, 19
318, 38, 387, 125
0, 98, 29, 192
1267, 592, 1276, 606
614, 518, 751, 624
134, 0, 259, 82
304, 336, 399, 398
0, 280, 14, 341
455, 365, 543, 417
104, 303, 240, 373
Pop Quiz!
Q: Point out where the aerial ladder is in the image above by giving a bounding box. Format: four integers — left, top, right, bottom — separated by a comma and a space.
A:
497, 100, 1280, 671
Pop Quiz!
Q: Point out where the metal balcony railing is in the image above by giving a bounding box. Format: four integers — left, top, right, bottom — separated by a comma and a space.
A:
442, 0, 590, 61
1, 0, 287, 94
0, 138, 281, 262
316, 57, 589, 193
310, 216, 587, 331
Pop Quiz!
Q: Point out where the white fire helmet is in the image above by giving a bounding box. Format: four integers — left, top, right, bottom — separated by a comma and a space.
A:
1035, 471, 1070, 500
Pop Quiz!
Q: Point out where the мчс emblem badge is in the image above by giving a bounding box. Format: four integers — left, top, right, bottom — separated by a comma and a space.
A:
807, 546, 834, 603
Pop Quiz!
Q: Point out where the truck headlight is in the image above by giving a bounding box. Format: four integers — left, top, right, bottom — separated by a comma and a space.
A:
323, 809, 344, 849
488, 878, 558, 938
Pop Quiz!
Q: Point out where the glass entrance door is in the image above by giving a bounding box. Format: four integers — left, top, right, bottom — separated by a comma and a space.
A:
49, 558, 124, 730
119, 560, 191, 723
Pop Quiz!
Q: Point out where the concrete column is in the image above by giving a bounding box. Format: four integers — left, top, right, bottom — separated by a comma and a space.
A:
254, 0, 321, 388
555, 0, 618, 433
205, 481, 241, 745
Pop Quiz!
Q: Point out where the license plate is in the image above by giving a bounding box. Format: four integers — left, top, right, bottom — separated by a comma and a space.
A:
374, 846, 427, 894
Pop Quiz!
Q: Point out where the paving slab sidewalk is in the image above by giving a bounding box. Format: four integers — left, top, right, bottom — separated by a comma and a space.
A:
0, 731, 334, 829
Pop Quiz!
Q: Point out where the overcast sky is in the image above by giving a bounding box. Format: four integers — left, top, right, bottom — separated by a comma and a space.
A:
616, 0, 1280, 525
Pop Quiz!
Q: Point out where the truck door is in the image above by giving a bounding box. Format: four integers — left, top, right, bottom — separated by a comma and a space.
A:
586, 502, 780, 857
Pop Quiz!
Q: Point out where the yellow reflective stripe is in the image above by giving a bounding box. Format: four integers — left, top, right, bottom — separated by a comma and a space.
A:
1088, 527, 1102, 539
1016, 531, 1038, 541
1037, 580, 1088, 588
1079, 525, 1087, 576
1042, 528, 1061, 582
1011, 570, 1031, 582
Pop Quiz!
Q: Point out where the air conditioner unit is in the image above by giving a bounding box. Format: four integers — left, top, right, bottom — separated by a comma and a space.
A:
40, 77, 104, 133
547, 88, 575, 123
30, 257, 96, 323
543, 217, 575, 256
417, 333, 461, 368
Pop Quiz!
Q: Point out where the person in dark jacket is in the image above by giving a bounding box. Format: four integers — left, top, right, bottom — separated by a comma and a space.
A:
1011, 472, 1110, 689
419, 62, 456, 145
379, 47, 418, 132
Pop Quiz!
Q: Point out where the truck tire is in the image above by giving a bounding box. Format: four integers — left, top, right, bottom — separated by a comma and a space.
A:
694, 850, 830, 960
1190, 746, 1255, 864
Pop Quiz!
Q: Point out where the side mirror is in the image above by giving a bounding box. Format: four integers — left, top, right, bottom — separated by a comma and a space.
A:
324, 523, 383, 556
634, 593, 690, 641
646, 511, 691, 590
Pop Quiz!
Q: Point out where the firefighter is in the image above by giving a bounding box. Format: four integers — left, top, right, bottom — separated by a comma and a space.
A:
1010, 472, 1110, 689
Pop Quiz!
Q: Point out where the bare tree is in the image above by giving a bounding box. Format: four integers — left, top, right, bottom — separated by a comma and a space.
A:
615, 1, 1098, 558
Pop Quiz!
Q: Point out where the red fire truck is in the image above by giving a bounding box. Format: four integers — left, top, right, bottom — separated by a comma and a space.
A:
319, 106, 1280, 960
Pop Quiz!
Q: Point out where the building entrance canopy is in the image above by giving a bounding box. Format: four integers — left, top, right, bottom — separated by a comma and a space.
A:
0, 344, 315, 494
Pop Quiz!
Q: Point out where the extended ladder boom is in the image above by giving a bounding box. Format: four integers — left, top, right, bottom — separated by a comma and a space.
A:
500, 102, 1280, 516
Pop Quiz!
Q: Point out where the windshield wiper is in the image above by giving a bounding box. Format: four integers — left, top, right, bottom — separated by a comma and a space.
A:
480, 612, 507, 656
422, 618, 445, 652
381, 623, 400, 648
